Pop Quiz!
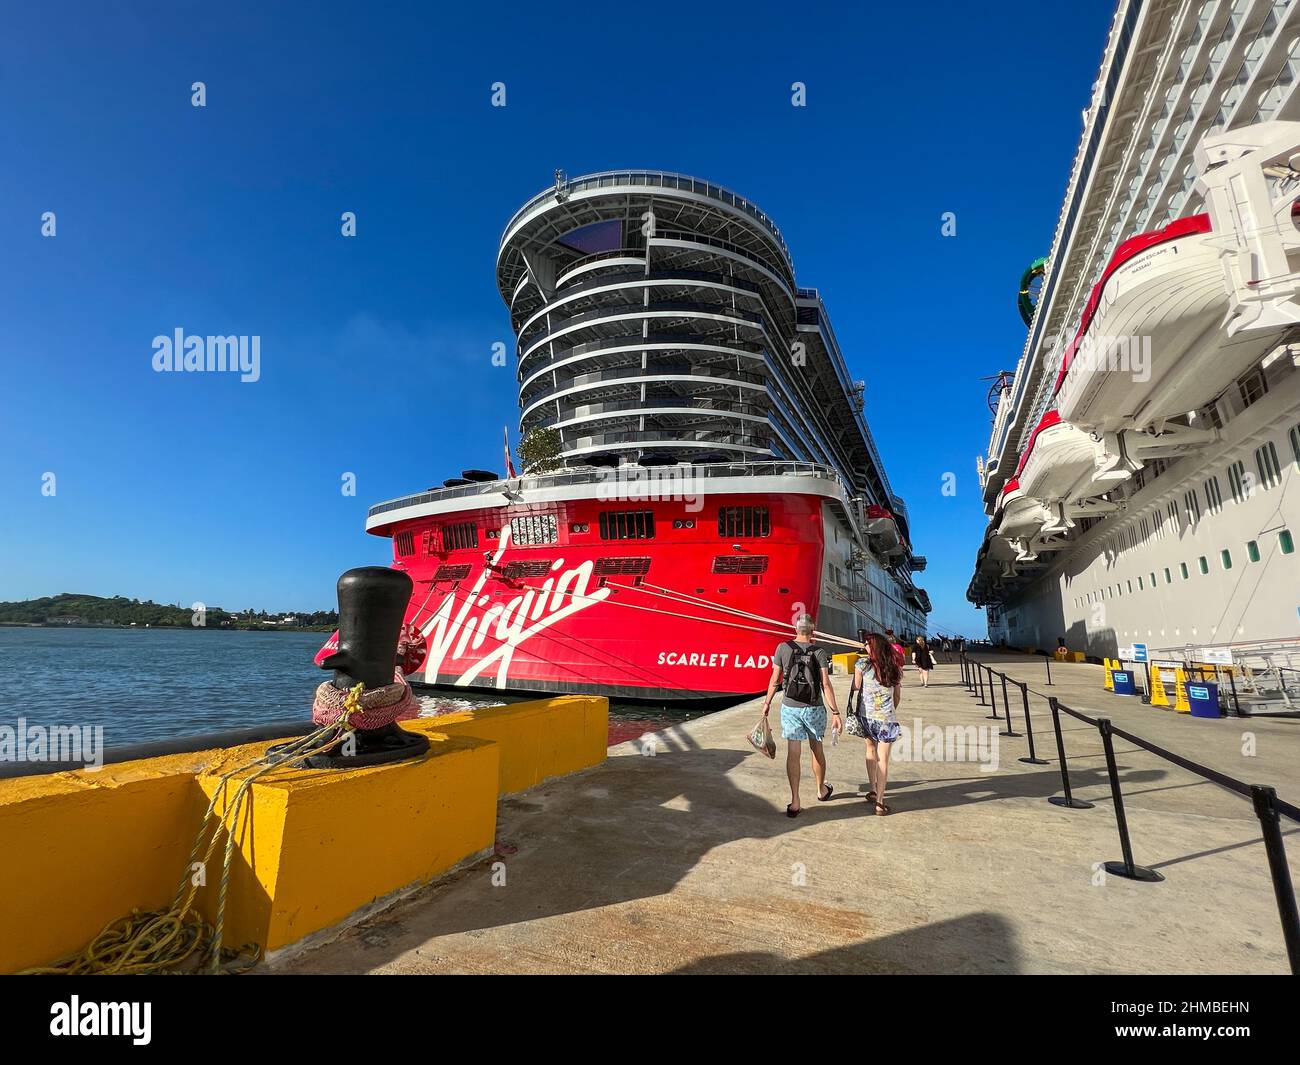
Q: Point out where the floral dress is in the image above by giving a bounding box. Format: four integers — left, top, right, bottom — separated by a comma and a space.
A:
853, 657, 901, 743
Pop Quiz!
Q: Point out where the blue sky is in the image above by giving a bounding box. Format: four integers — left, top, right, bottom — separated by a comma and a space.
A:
0, 0, 1110, 632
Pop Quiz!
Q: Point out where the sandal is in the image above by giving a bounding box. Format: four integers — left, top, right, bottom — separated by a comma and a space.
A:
874, 801, 891, 816
865, 790, 876, 802
818, 784, 834, 802
786, 804, 800, 818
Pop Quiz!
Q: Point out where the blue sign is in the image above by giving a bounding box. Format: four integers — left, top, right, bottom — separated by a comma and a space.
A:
1190, 685, 1209, 700
1132, 643, 1148, 663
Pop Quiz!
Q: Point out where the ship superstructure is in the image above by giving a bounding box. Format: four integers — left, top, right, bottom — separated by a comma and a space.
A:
354, 171, 929, 699
971, 0, 1300, 661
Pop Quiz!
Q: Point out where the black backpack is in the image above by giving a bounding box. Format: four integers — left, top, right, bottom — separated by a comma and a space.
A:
784, 641, 822, 703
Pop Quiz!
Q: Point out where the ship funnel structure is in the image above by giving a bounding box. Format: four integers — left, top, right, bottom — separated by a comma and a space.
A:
1195, 120, 1300, 335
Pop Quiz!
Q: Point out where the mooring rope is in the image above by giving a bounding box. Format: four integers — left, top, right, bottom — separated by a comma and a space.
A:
21, 686, 369, 975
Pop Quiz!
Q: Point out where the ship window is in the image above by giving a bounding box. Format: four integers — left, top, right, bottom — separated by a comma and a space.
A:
1127, 580, 1133, 594
1221, 549, 1233, 571
1198, 556, 1209, 574
1237, 367, 1268, 408
432, 564, 471, 582
1204, 477, 1223, 514
1255, 442, 1281, 488
420, 530, 437, 554
718, 505, 771, 538
594, 557, 652, 576
1164, 568, 1172, 584
1247, 540, 1260, 563
1227, 461, 1248, 503
1290, 424, 1300, 469
1281, 530, 1295, 555
713, 555, 769, 574
1181, 562, 1190, 580
395, 530, 415, 556
1149, 572, 1156, 588
444, 522, 479, 551
511, 514, 558, 546
599, 510, 656, 540
503, 560, 554, 579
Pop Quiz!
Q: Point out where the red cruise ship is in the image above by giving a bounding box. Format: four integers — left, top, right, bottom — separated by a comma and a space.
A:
338, 171, 930, 700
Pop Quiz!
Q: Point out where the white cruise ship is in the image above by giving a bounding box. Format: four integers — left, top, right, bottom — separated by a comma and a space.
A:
971, 0, 1300, 671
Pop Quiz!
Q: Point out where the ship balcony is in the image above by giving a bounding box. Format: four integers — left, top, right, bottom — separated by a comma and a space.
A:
560, 427, 775, 462
520, 365, 768, 423
518, 334, 767, 391
528, 395, 772, 434
515, 271, 766, 344
518, 301, 767, 364
498, 170, 795, 286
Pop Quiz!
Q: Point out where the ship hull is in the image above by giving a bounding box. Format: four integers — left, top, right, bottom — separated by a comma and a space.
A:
367, 490, 834, 700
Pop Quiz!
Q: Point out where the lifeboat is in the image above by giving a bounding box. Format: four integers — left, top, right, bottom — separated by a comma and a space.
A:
994, 478, 1050, 541
863, 504, 902, 555
1015, 410, 1130, 505
1053, 209, 1299, 432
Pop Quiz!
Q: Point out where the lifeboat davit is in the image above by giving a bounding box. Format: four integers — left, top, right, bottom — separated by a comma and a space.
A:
1053, 212, 1296, 431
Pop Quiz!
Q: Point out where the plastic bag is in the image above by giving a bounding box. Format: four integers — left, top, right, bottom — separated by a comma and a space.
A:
747, 715, 777, 759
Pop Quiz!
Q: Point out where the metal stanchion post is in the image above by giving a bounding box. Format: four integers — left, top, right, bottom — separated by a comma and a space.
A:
1017, 681, 1047, 765
1047, 697, 1093, 810
1045, 653, 1053, 686
1098, 718, 1163, 882
999, 673, 1020, 737
986, 669, 1002, 720
1251, 785, 1300, 975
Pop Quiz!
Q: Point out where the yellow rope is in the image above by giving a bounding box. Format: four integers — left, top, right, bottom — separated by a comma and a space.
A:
22, 684, 366, 976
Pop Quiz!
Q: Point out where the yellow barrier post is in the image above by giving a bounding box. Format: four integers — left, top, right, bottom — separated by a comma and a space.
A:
1173, 668, 1191, 713
1104, 658, 1115, 691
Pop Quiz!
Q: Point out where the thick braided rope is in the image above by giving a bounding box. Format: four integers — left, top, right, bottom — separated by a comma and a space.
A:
311, 670, 420, 729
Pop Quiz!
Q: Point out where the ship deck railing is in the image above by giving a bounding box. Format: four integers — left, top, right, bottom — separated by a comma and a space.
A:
367, 460, 847, 519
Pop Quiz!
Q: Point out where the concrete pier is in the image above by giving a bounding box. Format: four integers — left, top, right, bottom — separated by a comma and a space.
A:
276, 653, 1300, 974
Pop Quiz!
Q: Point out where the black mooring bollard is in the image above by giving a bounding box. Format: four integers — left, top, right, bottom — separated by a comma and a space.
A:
1251, 785, 1300, 975
271, 566, 430, 769
1047, 697, 1093, 809
986, 669, 1002, 720
1018, 681, 1048, 765
999, 673, 1020, 737
1097, 718, 1163, 882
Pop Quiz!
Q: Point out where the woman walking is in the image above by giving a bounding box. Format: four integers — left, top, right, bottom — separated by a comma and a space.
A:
849, 632, 903, 815
912, 635, 936, 687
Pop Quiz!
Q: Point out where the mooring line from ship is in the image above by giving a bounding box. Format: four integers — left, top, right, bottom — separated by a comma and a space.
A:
20, 687, 371, 976
516, 580, 864, 649
630, 580, 866, 648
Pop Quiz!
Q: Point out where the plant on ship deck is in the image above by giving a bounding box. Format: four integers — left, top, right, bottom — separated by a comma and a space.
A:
518, 425, 564, 474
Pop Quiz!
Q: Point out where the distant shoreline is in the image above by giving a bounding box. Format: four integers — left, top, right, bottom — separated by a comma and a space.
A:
0, 622, 333, 633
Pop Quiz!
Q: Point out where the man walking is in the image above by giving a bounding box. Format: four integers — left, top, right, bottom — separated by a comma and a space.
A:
762, 614, 840, 817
